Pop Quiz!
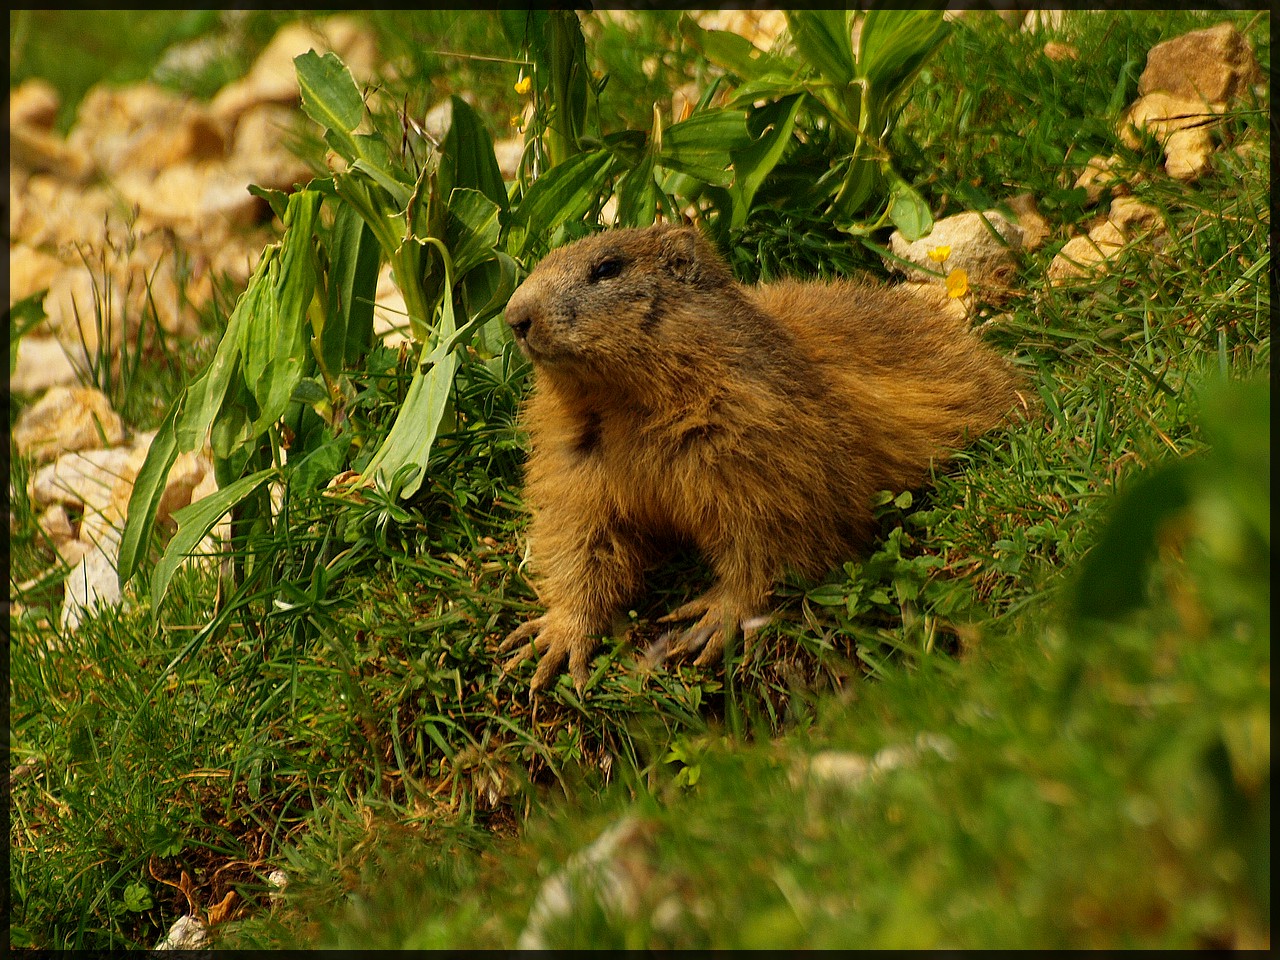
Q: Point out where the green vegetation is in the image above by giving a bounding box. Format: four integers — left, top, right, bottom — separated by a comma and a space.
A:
8, 9, 1270, 950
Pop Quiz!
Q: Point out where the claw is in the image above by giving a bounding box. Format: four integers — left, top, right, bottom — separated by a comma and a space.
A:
499, 614, 599, 694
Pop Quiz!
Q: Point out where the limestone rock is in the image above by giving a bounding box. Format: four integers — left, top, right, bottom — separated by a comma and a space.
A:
40, 261, 125, 357
61, 532, 123, 630
10, 78, 61, 129
1074, 155, 1132, 205
67, 83, 225, 179
888, 210, 1024, 286
8, 245, 65, 304
227, 103, 314, 193
210, 15, 380, 126
1005, 193, 1052, 251
373, 263, 412, 347
155, 915, 210, 951
10, 336, 84, 395
1107, 196, 1164, 235
492, 136, 526, 181
10, 174, 128, 251
1163, 126, 1216, 182
12, 386, 126, 464
1048, 222, 1126, 285
1119, 92, 1223, 152
1138, 21, 1263, 103
29, 447, 136, 514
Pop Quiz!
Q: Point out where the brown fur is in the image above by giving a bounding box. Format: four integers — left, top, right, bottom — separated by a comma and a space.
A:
499, 224, 1026, 691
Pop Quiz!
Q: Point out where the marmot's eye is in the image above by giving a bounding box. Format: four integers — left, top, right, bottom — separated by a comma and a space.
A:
589, 257, 624, 283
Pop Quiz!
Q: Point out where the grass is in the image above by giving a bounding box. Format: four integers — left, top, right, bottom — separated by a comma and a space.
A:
8, 9, 1270, 951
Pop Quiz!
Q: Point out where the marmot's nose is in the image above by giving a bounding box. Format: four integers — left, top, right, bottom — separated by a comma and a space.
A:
505, 291, 534, 341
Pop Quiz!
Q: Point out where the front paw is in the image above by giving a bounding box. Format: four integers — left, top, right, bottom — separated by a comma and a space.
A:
651, 599, 769, 667
499, 614, 601, 693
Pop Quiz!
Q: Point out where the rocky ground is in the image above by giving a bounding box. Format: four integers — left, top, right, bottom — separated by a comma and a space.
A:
8, 12, 1266, 661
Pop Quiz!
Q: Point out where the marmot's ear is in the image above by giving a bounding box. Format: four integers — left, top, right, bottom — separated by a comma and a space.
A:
657, 228, 701, 284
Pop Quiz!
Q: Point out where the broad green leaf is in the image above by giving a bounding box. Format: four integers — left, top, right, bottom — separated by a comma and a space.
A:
857, 10, 951, 100
886, 169, 934, 241
244, 191, 320, 437
724, 73, 811, 111
322, 201, 380, 375
658, 109, 751, 187
295, 50, 410, 205
728, 94, 804, 229
360, 240, 459, 498
295, 49, 364, 137
510, 148, 614, 257
117, 397, 182, 588
289, 432, 351, 494
175, 249, 270, 450
247, 183, 291, 221
445, 187, 502, 277
439, 95, 508, 215
333, 171, 404, 264
1070, 458, 1196, 624
786, 10, 855, 86
151, 467, 277, 609
830, 154, 879, 220
678, 15, 783, 80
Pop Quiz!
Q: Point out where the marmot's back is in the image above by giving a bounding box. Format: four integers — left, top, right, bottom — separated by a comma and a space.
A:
754, 277, 1026, 499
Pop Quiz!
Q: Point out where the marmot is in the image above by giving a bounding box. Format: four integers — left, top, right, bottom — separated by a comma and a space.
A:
499, 223, 1026, 692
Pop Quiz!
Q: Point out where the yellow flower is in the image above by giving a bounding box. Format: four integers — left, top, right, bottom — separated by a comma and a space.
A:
510, 115, 523, 129
927, 245, 951, 263
514, 74, 532, 96
946, 268, 970, 299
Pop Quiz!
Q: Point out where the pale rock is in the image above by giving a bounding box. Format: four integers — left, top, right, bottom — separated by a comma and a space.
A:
8, 244, 65, 304
41, 261, 125, 357
1048, 223, 1126, 285
373, 263, 412, 347
156, 451, 213, 528
156, 915, 210, 951
9, 124, 94, 181
227, 103, 314, 193
11, 174, 128, 251
60, 522, 124, 631
1119, 92, 1223, 151
888, 210, 1024, 286
9, 166, 27, 237
492, 136, 526, 181
1043, 41, 1078, 62
10, 78, 61, 129
10, 336, 84, 394
1074, 154, 1132, 205
13, 386, 126, 464
38, 503, 76, 549
516, 816, 667, 951
210, 15, 380, 126
30, 447, 137, 518
1005, 192, 1052, 251
57, 538, 93, 570
1107, 196, 1164, 235
1163, 125, 1216, 182
67, 83, 225, 178
421, 98, 455, 144
1138, 21, 1263, 103
117, 163, 266, 234
210, 233, 269, 288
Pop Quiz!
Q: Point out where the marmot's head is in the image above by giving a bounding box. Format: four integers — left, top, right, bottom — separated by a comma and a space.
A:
505, 224, 734, 378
